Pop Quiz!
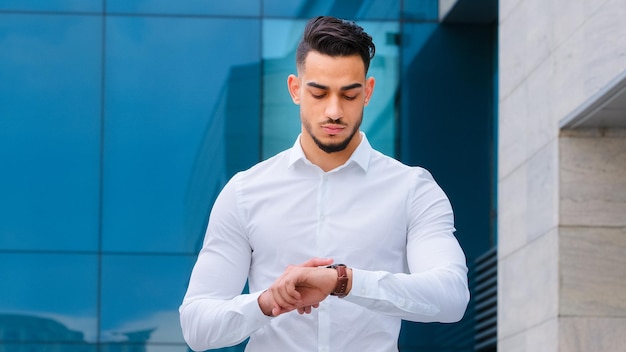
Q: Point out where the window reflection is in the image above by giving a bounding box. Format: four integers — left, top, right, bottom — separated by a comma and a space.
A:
402, 0, 439, 21
263, 0, 400, 20
100, 254, 196, 344
106, 0, 260, 16
0, 253, 98, 342
0, 0, 102, 12
0, 342, 97, 352
103, 17, 261, 254
0, 14, 101, 253
0, 315, 87, 343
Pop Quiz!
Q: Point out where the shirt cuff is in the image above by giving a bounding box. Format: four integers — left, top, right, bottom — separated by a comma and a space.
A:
240, 290, 274, 323
345, 267, 378, 299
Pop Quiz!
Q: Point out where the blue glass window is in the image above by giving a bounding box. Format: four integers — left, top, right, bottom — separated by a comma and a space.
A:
0, 253, 98, 343
103, 17, 261, 253
0, 14, 101, 252
0, 0, 102, 12
106, 0, 260, 17
261, 19, 302, 158
99, 254, 196, 344
0, 343, 97, 352
263, 0, 400, 20
402, 0, 439, 21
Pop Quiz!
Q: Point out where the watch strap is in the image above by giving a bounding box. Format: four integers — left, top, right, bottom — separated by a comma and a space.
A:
327, 264, 349, 298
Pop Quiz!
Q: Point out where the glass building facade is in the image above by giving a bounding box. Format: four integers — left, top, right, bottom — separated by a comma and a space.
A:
0, 1, 497, 351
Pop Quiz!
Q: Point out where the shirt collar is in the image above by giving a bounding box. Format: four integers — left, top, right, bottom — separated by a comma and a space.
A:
288, 132, 371, 171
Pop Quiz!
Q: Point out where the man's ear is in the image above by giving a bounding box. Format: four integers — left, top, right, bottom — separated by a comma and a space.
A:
364, 76, 375, 106
287, 74, 301, 105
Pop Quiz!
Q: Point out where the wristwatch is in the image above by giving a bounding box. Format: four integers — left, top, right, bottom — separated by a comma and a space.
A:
327, 264, 349, 298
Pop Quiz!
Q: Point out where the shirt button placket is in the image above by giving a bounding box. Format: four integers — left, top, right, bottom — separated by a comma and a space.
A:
317, 174, 328, 250
317, 174, 331, 351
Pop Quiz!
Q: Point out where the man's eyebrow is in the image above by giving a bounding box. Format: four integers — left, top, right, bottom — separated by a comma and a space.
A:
306, 82, 328, 90
340, 83, 363, 91
306, 82, 362, 91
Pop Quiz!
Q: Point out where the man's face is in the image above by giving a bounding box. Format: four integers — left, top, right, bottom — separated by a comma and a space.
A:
288, 51, 375, 154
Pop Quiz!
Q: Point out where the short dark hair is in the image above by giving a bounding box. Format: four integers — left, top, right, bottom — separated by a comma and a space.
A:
296, 16, 376, 73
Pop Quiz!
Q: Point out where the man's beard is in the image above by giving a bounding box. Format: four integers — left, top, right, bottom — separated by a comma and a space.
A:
303, 114, 362, 154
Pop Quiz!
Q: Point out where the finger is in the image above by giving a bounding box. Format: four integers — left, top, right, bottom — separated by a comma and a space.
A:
271, 283, 301, 311
273, 306, 284, 316
270, 298, 292, 316
300, 257, 334, 267
263, 290, 287, 316
296, 305, 313, 315
272, 290, 298, 311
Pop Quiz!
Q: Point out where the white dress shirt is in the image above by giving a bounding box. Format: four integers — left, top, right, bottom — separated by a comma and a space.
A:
179, 133, 469, 352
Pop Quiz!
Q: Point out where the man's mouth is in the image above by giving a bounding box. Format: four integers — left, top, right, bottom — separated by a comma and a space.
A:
321, 124, 345, 135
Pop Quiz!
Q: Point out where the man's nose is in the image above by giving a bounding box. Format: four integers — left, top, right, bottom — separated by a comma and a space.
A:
325, 96, 343, 121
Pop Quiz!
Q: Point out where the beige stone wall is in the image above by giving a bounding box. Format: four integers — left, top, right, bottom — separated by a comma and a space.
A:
498, 0, 626, 350
559, 129, 626, 351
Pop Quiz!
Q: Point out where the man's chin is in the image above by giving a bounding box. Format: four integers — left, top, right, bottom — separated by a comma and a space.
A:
321, 146, 345, 154
314, 138, 351, 154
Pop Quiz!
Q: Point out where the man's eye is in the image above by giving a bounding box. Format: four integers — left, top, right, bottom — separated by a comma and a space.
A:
344, 95, 357, 101
312, 93, 326, 99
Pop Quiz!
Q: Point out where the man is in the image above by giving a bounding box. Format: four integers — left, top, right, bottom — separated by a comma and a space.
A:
179, 16, 469, 352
